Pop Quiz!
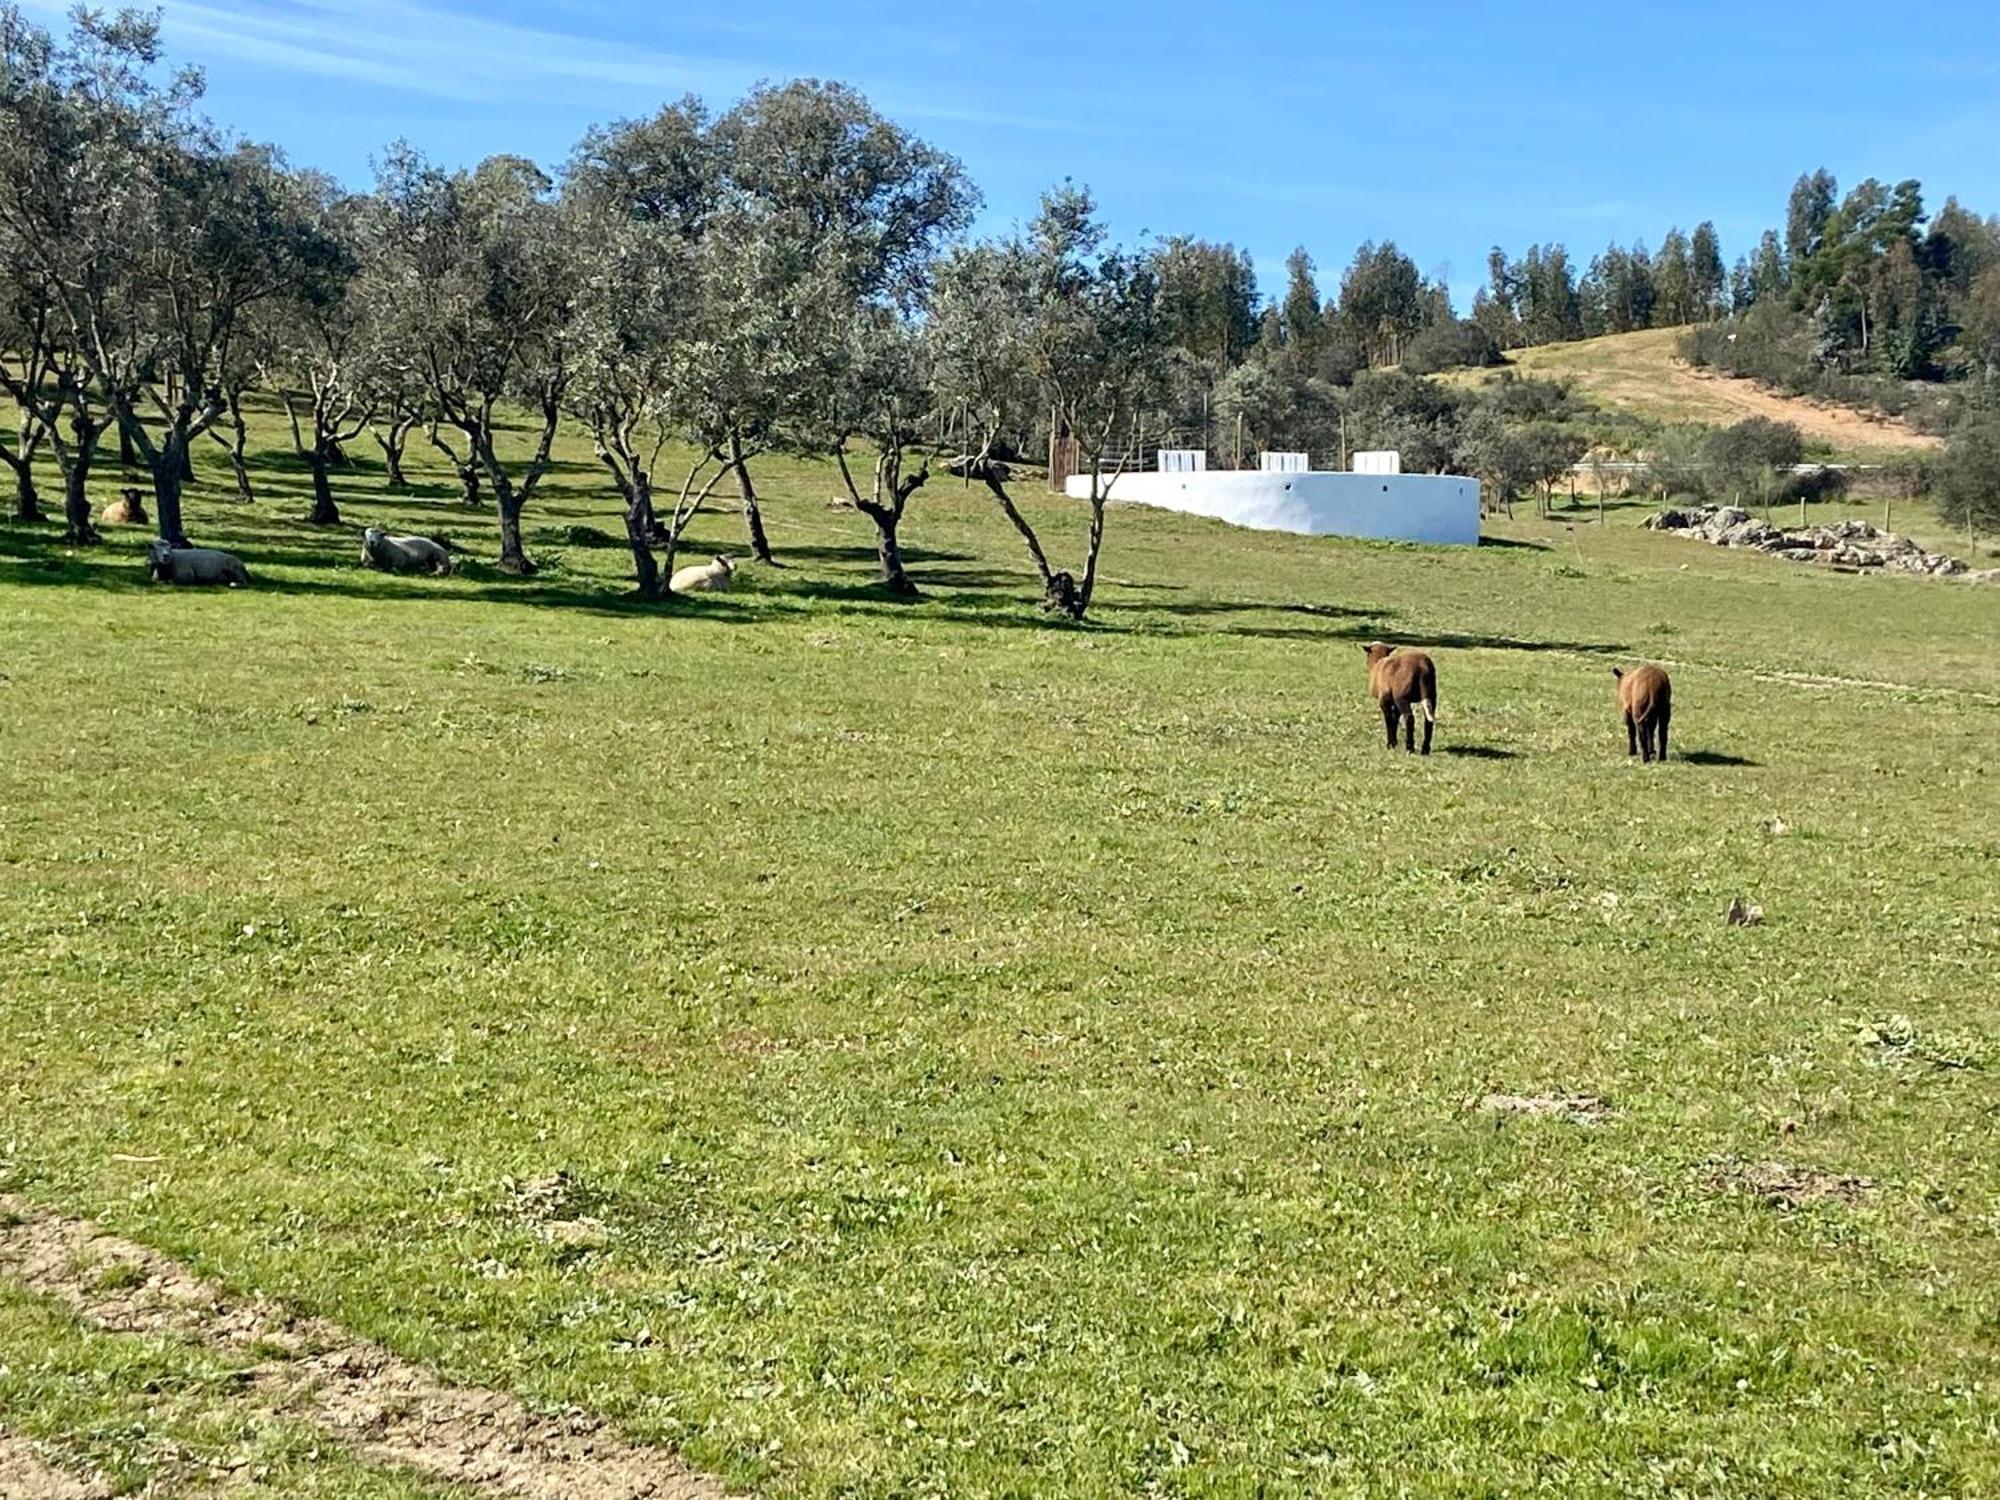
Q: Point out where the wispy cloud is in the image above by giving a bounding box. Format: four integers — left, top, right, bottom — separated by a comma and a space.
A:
15, 0, 1121, 140
94, 0, 761, 106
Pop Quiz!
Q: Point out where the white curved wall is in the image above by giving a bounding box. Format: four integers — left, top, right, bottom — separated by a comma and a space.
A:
1063, 471, 1481, 545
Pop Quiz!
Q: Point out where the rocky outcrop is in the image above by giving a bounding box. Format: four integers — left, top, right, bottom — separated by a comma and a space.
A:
1646, 505, 2000, 583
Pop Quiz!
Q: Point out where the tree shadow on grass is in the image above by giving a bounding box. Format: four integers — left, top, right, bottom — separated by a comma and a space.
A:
0, 544, 1127, 635
1214, 617, 1629, 654
1440, 744, 1520, 760
1678, 749, 1760, 767
1102, 597, 1388, 622
1476, 535, 1552, 550
764, 541, 979, 567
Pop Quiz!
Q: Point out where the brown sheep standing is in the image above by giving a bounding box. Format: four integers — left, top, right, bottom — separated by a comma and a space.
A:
1613, 664, 1672, 762
1363, 642, 1438, 755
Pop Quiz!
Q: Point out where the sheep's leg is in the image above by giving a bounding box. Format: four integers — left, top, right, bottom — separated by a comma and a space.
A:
1626, 714, 1638, 758
1656, 712, 1669, 764
1420, 710, 1433, 757
1403, 706, 1416, 754
1382, 702, 1398, 750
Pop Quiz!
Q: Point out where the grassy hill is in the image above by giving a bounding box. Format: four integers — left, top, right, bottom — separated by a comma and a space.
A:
1443, 327, 1944, 462
1, 407, 1997, 1497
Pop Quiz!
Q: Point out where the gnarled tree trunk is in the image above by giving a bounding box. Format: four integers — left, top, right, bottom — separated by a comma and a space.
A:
152, 430, 193, 548
494, 484, 531, 573
622, 476, 661, 599
6, 412, 46, 522
869, 509, 913, 594
307, 451, 340, 526
62, 459, 98, 544
374, 416, 417, 489
730, 428, 773, 563
5, 456, 40, 523
212, 391, 253, 502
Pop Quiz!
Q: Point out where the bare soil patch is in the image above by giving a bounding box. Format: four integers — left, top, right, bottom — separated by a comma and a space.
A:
1706, 1159, 1874, 1209
0, 1431, 108, 1500
0, 1196, 725, 1499
1473, 1093, 1614, 1125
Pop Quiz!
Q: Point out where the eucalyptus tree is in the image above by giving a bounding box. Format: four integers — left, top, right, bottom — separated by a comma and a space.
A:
1152, 235, 1257, 372
705, 79, 974, 563
932, 186, 1172, 620
370, 146, 578, 572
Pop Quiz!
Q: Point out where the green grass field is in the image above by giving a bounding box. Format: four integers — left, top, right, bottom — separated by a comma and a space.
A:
2, 404, 1997, 1497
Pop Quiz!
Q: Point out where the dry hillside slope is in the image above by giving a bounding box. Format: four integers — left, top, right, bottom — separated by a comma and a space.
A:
1445, 326, 1942, 455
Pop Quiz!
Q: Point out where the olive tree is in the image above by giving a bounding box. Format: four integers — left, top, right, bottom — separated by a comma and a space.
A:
0, 8, 322, 546
561, 100, 721, 597
370, 146, 577, 573
705, 80, 974, 563
0, 264, 108, 542
0, 266, 55, 523
267, 181, 377, 527
819, 307, 931, 593
933, 187, 1172, 620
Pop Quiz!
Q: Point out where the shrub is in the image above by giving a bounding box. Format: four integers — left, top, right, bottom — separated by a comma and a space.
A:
1932, 417, 2000, 533
1403, 319, 1502, 375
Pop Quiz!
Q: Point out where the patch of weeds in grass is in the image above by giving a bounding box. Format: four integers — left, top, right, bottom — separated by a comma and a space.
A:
1853, 1015, 1988, 1071
92, 1261, 148, 1293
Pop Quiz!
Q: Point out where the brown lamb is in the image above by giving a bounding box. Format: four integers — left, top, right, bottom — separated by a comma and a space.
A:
1363, 642, 1438, 755
99, 487, 148, 526
1613, 664, 1672, 762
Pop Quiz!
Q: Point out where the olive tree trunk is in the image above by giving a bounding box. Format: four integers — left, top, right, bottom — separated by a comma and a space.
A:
729, 428, 774, 564
374, 416, 417, 489
5, 455, 39, 523
307, 450, 340, 525
62, 455, 98, 544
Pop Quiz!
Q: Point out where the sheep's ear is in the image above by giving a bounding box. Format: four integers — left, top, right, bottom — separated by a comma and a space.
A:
1611, 667, 1624, 679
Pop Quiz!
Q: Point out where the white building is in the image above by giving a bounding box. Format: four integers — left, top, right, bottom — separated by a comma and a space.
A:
1064, 450, 1479, 545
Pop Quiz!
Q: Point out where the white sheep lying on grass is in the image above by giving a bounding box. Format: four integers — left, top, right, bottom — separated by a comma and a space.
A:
669, 554, 736, 593
360, 527, 453, 575
147, 539, 250, 587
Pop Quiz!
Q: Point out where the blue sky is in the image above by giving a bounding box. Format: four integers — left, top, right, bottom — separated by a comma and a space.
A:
26, 0, 2000, 309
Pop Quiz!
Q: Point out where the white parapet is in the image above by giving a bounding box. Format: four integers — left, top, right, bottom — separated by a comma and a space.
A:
1063, 469, 1480, 545
1258, 451, 1309, 473
1352, 449, 1402, 475
1155, 449, 1207, 473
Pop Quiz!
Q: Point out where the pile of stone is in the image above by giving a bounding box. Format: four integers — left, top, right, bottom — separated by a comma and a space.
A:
1645, 505, 2000, 584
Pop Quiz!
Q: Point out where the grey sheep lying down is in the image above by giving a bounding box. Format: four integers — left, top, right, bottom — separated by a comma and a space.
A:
360, 527, 453, 575
147, 539, 250, 587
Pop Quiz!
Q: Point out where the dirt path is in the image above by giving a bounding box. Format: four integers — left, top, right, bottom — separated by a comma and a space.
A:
0, 1431, 108, 1500
1677, 365, 1941, 454
0, 1196, 727, 1500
